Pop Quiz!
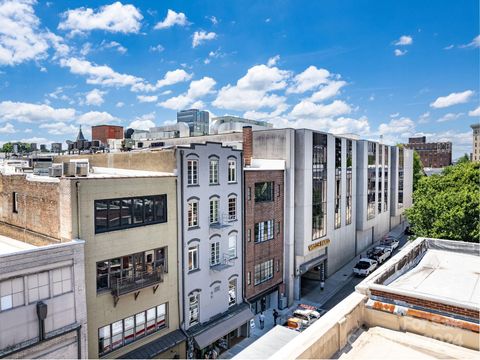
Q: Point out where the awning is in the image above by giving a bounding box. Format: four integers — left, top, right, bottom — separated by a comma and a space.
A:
122, 329, 187, 359
193, 305, 254, 349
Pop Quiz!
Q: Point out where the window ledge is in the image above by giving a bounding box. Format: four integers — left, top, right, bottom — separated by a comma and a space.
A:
228, 181, 238, 185
188, 226, 201, 231
187, 184, 200, 187
209, 183, 221, 186
188, 268, 201, 274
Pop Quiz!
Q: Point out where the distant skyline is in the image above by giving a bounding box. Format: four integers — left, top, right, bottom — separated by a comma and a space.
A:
0, 0, 478, 158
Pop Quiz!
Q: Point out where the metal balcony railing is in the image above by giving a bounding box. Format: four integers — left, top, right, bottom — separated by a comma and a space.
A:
209, 213, 235, 231
210, 254, 234, 271
111, 266, 164, 297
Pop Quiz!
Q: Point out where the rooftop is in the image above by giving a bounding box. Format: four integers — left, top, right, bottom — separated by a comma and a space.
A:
0, 234, 37, 255
244, 158, 285, 171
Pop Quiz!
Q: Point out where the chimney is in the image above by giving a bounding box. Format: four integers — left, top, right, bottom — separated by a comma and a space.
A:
243, 126, 253, 167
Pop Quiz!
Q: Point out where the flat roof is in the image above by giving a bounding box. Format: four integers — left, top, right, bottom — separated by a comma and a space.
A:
244, 158, 285, 171
234, 326, 298, 359
0, 234, 37, 255
387, 249, 480, 308
336, 326, 478, 359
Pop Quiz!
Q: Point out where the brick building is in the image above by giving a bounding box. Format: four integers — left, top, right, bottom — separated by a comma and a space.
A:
404, 136, 452, 168
243, 127, 285, 313
92, 125, 124, 145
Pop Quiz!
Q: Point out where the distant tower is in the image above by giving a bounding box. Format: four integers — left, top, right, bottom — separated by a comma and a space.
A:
76, 125, 86, 142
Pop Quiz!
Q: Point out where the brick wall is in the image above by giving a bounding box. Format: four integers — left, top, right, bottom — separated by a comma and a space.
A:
370, 289, 479, 319
244, 169, 284, 300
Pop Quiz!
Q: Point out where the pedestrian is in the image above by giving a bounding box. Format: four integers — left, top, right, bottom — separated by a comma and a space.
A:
259, 312, 265, 329
320, 280, 325, 291
273, 309, 279, 326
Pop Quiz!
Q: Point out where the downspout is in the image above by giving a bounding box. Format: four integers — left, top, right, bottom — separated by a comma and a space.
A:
179, 151, 185, 331
75, 181, 81, 239
77, 326, 82, 359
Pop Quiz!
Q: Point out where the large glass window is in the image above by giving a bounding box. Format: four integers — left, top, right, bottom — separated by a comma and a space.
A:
188, 246, 199, 271
228, 279, 237, 307
346, 140, 353, 225
0, 277, 24, 311
188, 200, 198, 228
228, 196, 237, 220
334, 138, 342, 229
209, 198, 219, 224
95, 195, 167, 234
187, 160, 198, 185
228, 233, 237, 258
367, 142, 377, 220
98, 303, 168, 356
254, 259, 274, 285
209, 159, 219, 184
312, 133, 327, 239
398, 147, 404, 208
254, 220, 274, 243
384, 146, 388, 212
255, 182, 274, 202
228, 159, 236, 183
210, 242, 220, 266
189, 294, 199, 326
378, 146, 383, 213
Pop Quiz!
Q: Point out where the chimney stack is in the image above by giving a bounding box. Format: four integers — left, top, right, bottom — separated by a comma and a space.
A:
243, 126, 252, 167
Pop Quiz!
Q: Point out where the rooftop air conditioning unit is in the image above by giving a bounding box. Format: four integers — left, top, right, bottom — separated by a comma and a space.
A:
63, 162, 76, 177
76, 163, 88, 177
48, 164, 63, 177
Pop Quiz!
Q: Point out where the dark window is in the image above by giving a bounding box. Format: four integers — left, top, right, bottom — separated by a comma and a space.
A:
367, 142, 377, 220
346, 140, 353, 225
254, 220, 274, 242
398, 148, 404, 208
95, 195, 167, 234
313, 133, 327, 239
12, 192, 19, 213
334, 138, 342, 229
255, 182, 274, 202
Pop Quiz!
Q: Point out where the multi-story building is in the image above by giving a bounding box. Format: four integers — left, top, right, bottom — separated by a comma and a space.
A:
177, 109, 210, 137
210, 116, 272, 134
404, 136, 452, 168
471, 123, 480, 161
0, 162, 185, 359
243, 127, 285, 313
92, 125, 124, 146
176, 142, 252, 359
51, 142, 63, 153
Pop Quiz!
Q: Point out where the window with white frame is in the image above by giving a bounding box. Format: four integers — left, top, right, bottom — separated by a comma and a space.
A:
27, 272, 49, 303
188, 246, 199, 271
209, 198, 219, 224
209, 159, 219, 184
188, 200, 198, 228
189, 293, 199, 326
228, 196, 237, 220
0, 277, 24, 311
187, 160, 198, 185
254, 220, 274, 243
228, 159, 236, 183
52, 266, 72, 296
210, 242, 220, 266
228, 233, 237, 258
228, 279, 237, 307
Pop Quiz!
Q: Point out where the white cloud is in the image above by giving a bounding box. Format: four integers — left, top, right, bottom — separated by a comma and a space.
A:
77, 111, 118, 126
430, 90, 474, 108
0, 101, 75, 122
159, 77, 216, 110
207, 16, 218, 25
85, 88, 106, 106
137, 95, 158, 103
290, 100, 352, 119
160, 90, 172, 95
0, 122, 15, 134
39, 122, 77, 135
444, 44, 454, 50
80, 42, 92, 56
418, 112, 430, 124
101, 41, 127, 54
460, 35, 480, 49
192, 31, 217, 48
116, 101, 124, 108
267, 55, 280, 67
156, 69, 192, 88
287, 66, 330, 94
154, 9, 188, 30
394, 35, 413, 46
149, 44, 164, 53
378, 117, 415, 137
58, 2, 143, 34
468, 106, 480, 117
128, 113, 156, 130
394, 49, 407, 56
308, 81, 347, 102
437, 112, 464, 123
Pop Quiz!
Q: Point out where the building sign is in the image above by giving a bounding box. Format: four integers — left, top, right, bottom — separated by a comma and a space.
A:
308, 239, 330, 252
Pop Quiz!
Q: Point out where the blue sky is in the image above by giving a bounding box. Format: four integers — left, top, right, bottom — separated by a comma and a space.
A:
0, 0, 478, 158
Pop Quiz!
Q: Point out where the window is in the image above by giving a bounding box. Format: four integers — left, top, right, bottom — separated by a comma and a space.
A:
313, 133, 327, 239
98, 303, 168, 356
255, 182, 274, 202
96, 247, 167, 292
187, 160, 198, 185
209, 198, 219, 224
188, 200, 198, 228
228, 159, 236, 183
346, 140, 353, 225
248, 187, 251, 201
189, 294, 199, 326
209, 159, 219, 184
28, 272, 49, 303
334, 138, 342, 229
247, 272, 251, 285
228, 233, 237, 259
210, 242, 220, 266
228, 196, 237, 220
52, 266, 72, 296
367, 142, 377, 220
0, 277, 24, 311
95, 195, 167, 234
378, 146, 383, 213
229, 279, 237, 307
12, 192, 18, 213
384, 146, 388, 212
398, 148, 404, 208
254, 220, 274, 243
254, 259, 274, 285
188, 246, 199, 271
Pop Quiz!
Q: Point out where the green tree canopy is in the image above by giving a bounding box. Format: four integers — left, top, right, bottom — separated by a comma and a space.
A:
412, 150, 424, 191
405, 161, 480, 242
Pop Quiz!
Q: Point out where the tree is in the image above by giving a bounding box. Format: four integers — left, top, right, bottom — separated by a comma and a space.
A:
412, 150, 425, 191
405, 161, 480, 242
1, 143, 13, 153
457, 153, 470, 164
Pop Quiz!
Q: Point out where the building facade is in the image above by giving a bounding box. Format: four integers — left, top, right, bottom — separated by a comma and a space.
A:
176, 142, 253, 359
92, 125, 124, 146
177, 109, 210, 137
471, 123, 479, 161
210, 116, 273, 134
404, 136, 452, 168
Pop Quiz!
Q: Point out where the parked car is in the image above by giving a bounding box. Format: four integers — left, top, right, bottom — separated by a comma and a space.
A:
353, 258, 378, 277
293, 309, 321, 323
380, 237, 399, 251
367, 247, 392, 263
286, 317, 308, 331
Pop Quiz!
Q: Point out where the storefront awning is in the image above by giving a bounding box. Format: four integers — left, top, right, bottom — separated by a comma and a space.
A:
193, 305, 254, 349
122, 329, 186, 359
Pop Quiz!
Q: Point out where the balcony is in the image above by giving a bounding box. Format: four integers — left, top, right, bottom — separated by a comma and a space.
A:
210, 254, 234, 272
111, 266, 164, 305
209, 213, 235, 232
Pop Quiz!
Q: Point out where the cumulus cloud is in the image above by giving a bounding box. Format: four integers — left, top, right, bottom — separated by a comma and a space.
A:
154, 9, 188, 30
267, 55, 280, 67
418, 112, 430, 124
0, 122, 15, 134
290, 100, 352, 119
394, 35, 413, 46
85, 88, 106, 106
437, 112, 464, 123
460, 35, 480, 49
430, 90, 474, 108
101, 40, 127, 54
468, 106, 480, 117
116, 101, 124, 108
378, 117, 415, 139
128, 113, 156, 130
287, 66, 330, 94
131, 68, 192, 92
39, 122, 78, 135
58, 2, 143, 34
308, 81, 347, 102
77, 111, 118, 126
192, 31, 217, 47
159, 77, 216, 110
149, 44, 164, 53
137, 95, 158, 103
0, 101, 75, 122
394, 49, 407, 56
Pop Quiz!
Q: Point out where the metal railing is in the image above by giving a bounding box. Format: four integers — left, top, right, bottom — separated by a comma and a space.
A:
208, 213, 234, 231
111, 266, 164, 297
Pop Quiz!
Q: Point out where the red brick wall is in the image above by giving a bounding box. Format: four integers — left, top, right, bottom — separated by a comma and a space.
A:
244, 169, 284, 300
92, 125, 124, 144
370, 289, 479, 319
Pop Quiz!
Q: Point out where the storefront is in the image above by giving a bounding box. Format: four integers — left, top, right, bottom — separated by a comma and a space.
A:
248, 287, 280, 314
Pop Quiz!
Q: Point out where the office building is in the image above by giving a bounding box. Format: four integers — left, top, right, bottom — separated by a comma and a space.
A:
92, 125, 124, 146
404, 136, 452, 168
471, 123, 480, 161
51, 142, 63, 153
131, 123, 190, 141
177, 109, 210, 137
210, 116, 272, 134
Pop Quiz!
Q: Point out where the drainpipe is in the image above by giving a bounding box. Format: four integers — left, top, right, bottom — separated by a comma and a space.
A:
179, 151, 185, 330
75, 181, 81, 239
36, 301, 48, 341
